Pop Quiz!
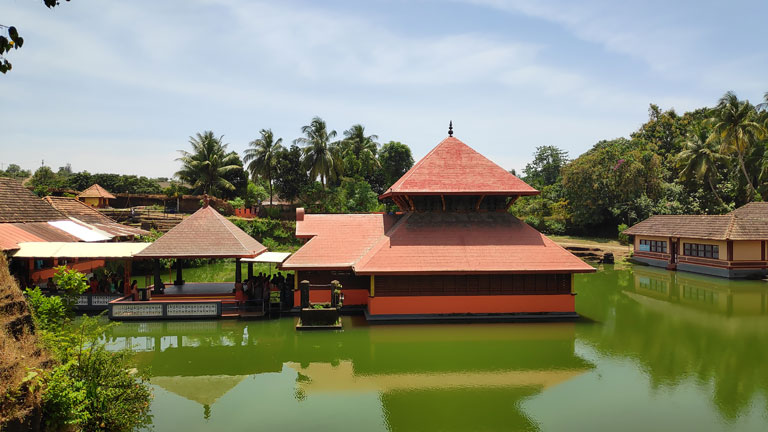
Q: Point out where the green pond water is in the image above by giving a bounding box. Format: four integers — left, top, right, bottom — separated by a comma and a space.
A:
104, 264, 768, 431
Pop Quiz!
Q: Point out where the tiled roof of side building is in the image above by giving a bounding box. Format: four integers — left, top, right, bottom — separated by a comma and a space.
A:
380, 137, 538, 198
623, 215, 733, 240
77, 184, 116, 199
281, 212, 400, 270
0, 177, 66, 223
44, 196, 149, 237
354, 212, 595, 274
135, 205, 266, 258
625, 203, 768, 241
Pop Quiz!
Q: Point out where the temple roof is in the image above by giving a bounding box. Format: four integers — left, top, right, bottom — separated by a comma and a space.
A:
135, 205, 266, 258
624, 202, 768, 241
0, 177, 66, 223
77, 183, 116, 199
281, 212, 399, 270
380, 137, 538, 198
355, 212, 594, 274
282, 209, 594, 274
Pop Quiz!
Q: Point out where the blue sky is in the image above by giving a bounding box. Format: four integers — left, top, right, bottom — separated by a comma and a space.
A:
1, 0, 766, 178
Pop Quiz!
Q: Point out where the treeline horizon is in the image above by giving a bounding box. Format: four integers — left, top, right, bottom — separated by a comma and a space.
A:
3, 90, 767, 236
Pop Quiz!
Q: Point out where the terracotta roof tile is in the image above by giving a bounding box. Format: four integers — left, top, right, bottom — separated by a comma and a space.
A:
0, 178, 65, 222
77, 184, 116, 199
44, 196, 149, 237
282, 213, 399, 269
380, 137, 538, 198
354, 212, 595, 274
0, 224, 45, 251
135, 205, 266, 258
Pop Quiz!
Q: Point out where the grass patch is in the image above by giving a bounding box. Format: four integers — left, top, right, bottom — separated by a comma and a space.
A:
131, 260, 291, 288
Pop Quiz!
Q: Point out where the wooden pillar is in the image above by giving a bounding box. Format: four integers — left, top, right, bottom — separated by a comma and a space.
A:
153, 260, 163, 292
235, 258, 242, 283
123, 259, 132, 296
727, 240, 734, 262
369, 275, 375, 297
247, 262, 254, 280
174, 259, 184, 286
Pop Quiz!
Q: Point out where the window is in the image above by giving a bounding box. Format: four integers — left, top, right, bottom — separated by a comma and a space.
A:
683, 242, 719, 259
639, 239, 667, 253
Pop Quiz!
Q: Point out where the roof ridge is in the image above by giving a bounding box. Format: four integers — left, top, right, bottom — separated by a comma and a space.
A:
725, 213, 737, 240
353, 213, 412, 270
212, 207, 256, 254
386, 137, 451, 193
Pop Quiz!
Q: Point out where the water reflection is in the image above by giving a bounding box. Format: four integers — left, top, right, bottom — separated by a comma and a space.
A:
106, 320, 591, 431
575, 265, 768, 427
102, 265, 768, 431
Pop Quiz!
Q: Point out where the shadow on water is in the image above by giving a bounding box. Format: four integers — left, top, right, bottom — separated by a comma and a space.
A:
100, 263, 768, 431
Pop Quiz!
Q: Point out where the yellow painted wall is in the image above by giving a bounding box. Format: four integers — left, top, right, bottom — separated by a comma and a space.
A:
81, 197, 99, 207
679, 237, 728, 261
733, 240, 762, 261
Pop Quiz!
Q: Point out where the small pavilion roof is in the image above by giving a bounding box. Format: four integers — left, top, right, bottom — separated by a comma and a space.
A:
135, 205, 266, 258
77, 183, 116, 199
379, 136, 538, 198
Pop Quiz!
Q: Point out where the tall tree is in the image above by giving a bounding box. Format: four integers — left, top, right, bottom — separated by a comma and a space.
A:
708, 92, 766, 199
243, 129, 283, 205
378, 141, 414, 189
175, 131, 242, 197
677, 127, 727, 206
294, 117, 338, 188
522, 146, 569, 188
341, 124, 379, 178
274, 145, 310, 203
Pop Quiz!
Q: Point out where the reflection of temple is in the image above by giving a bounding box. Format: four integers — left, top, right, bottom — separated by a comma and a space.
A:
109, 320, 592, 430
630, 266, 768, 317
289, 324, 592, 431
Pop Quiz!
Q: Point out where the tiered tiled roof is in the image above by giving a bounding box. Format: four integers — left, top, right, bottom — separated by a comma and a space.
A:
77, 184, 115, 199
44, 196, 148, 237
379, 137, 538, 198
135, 205, 266, 258
354, 212, 594, 274
282, 212, 399, 270
624, 202, 768, 240
0, 177, 65, 222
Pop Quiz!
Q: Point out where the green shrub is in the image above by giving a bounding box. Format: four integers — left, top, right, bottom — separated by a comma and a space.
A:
23, 287, 68, 333
618, 223, 630, 245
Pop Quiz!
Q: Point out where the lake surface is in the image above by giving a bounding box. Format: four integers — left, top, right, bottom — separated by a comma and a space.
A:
104, 264, 768, 431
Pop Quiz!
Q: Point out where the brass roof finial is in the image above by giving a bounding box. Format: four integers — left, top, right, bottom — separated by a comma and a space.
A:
448, 120, 453, 137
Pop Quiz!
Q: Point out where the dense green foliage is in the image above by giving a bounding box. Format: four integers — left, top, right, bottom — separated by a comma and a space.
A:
24, 167, 164, 197
513, 92, 768, 236
230, 218, 300, 251
244, 129, 283, 205
0, 163, 31, 180
22, 267, 152, 431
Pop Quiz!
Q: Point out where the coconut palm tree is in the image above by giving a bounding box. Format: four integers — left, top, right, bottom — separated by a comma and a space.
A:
341, 124, 380, 178
678, 127, 728, 206
708, 92, 766, 199
175, 131, 242, 197
756, 91, 768, 112
243, 129, 283, 205
293, 117, 338, 188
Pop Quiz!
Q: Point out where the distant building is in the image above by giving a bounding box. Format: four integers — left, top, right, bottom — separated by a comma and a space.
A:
281, 133, 595, 321
77, 183, 115, 208
624, 202, 768, 278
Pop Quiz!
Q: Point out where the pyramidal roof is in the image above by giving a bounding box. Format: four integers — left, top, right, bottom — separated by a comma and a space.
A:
77, 184, 116, 199
135, 205, 266, 258
380, 136, 539, 198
